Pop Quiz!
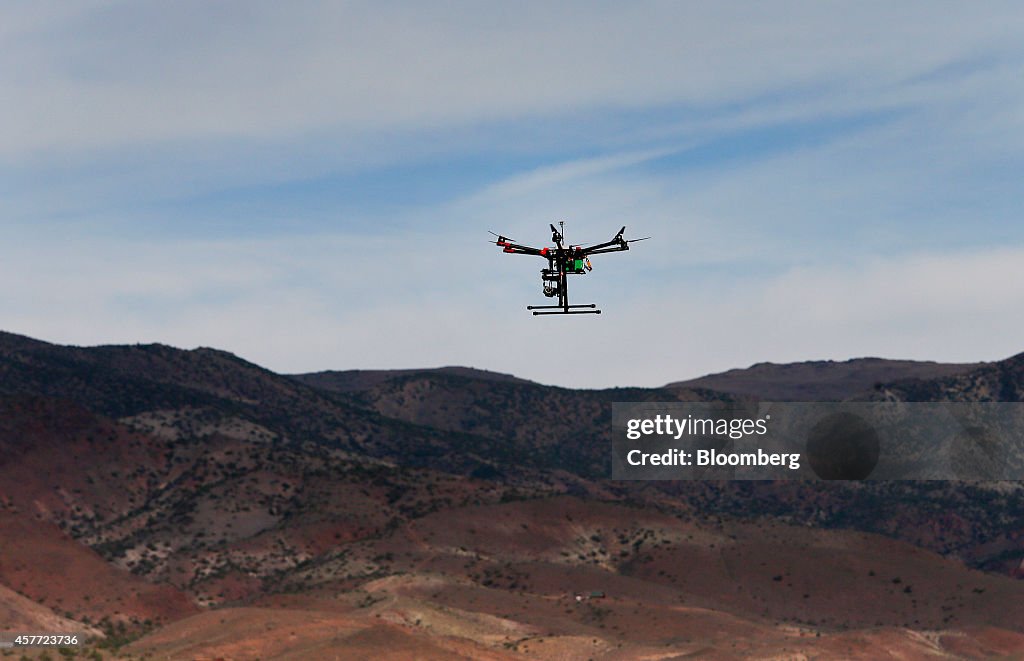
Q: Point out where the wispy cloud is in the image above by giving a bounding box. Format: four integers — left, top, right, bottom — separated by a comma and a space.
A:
4, 231, 1021, 387
2, 2, 1024, 385
4, 2, 1023, 158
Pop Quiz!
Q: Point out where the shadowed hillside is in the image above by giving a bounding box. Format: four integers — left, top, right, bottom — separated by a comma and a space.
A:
295, 366, 535, 392
1, 330, 1023, 658
666, 357, 984, 401
870, 352, 1024, 402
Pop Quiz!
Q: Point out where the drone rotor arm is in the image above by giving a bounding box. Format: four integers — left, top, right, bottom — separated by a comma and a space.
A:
578, 224, 624, 253
583, 245, 630, 255
490, 231, 548, 255
577, 240, 620, 253
496, 240, 545, 256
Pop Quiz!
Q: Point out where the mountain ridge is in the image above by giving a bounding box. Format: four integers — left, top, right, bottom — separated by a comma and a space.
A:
2, 330, 1024, 657
667, 356, 987, 401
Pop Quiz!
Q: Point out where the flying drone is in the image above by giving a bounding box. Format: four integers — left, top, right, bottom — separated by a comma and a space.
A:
491, 222, 648, 315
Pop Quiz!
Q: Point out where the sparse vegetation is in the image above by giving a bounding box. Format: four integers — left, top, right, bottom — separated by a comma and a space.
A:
1, 335, 1024, 657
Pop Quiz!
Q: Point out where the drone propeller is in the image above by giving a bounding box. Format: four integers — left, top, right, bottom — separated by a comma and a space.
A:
627, 236, 652, 243
488, 230, 515, 241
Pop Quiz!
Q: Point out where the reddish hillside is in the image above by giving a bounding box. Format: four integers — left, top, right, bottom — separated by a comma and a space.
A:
0, 511, 196, 624
168, 497, 1024, 659
0, 396, 169, 524
0, 582, 100, 635
1, 331, 1023, 657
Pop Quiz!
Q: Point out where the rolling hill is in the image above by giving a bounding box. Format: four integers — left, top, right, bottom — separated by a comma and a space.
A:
1, 330, 1023, 658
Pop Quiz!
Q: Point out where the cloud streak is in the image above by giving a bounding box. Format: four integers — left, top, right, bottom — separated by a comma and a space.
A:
4, 2, 1024, 158
3, 230, 1021, 387
2, 2, 1024, 386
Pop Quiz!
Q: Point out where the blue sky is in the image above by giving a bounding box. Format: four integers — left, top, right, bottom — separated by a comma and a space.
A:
3, 1, 1024, 387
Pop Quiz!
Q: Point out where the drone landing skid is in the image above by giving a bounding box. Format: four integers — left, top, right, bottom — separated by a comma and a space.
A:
527, 304, 601, 316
